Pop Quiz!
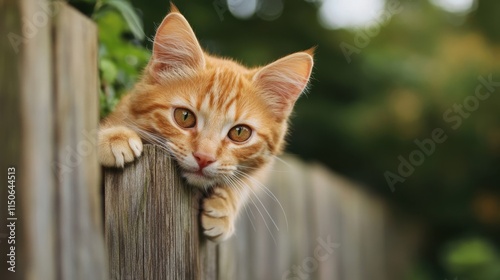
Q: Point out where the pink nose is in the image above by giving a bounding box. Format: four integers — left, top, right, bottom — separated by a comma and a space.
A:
193, 152, 216, 170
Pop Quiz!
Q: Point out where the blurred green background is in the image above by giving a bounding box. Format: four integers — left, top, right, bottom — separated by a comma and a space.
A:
70, 0, 500, 278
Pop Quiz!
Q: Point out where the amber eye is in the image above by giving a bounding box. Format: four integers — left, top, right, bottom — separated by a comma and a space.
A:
228, 125, 252, 143
173, 108, 196, 128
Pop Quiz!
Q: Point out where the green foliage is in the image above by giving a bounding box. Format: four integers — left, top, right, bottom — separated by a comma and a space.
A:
442, 237, 500, 280
70, 0, 150, 117
405, 263, 435, 280
98, 0, 145, 40
95, 9, 150, 117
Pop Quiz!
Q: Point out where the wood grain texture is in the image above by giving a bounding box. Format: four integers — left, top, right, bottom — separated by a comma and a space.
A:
53, 3, 107, 280
20, 0, 58, 275
105, 145, 216, 280
102, 146, 421, 280
1, 1, 107, 280
0, 0, 26, 279
2, 0, 57, 279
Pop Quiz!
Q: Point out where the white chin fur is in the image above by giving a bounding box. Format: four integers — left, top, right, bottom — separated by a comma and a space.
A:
184, 173, 217, 188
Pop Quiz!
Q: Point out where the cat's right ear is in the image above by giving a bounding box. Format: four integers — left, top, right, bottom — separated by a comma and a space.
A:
252, 51, 314, 119
149, 9, 205, 80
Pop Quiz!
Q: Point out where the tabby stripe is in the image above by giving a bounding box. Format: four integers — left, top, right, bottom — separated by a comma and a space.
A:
257, 131, 276, 153
132, 103, 170, 116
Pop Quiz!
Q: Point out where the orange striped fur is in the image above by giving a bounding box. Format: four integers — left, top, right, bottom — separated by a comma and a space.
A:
99, 6, 313, 242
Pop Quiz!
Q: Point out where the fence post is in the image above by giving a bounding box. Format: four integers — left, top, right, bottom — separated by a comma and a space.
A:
104, 144, 217, 279
1, 1, 107, 279
53, 4, 108, 279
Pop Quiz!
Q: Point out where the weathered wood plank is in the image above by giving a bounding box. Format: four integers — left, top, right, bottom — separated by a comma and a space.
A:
1, 1, 106, 280
308, 163, 343, 280
200, 240, 218, 279
53, 3, 107, 280
0, 0, 56, 279
105, 144, 216, 280
105, 151, 148, 279
0, 0, 26, 279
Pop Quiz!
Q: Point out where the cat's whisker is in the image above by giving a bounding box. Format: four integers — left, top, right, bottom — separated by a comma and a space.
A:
271, 155, 294, 171
224, 176, 267, 239
221, 175, 245, 205
230, 175, 279, 245
237, 176, 279, 232
241, 193, 258, 227
120, 117, 175, 157
236, 164, 291, 173
132, 127, 167, 145
221, 175, 257, 233
234, 169, 289, 232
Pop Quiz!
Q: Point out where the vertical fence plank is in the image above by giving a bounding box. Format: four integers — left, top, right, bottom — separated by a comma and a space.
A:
1, 1, 107, 279
0, 0, 56, 279
105, 145, 216, 280
0, 0, 30, 279
53, 3, 107, 280
105, 148, 149, 279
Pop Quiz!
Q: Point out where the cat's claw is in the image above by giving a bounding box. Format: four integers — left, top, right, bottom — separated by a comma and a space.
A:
99, 126, 143, 168
201, 188, 236, 242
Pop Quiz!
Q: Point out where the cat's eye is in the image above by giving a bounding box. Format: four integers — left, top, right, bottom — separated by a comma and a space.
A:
173, 108, 196, 128
228, 125, 252, 143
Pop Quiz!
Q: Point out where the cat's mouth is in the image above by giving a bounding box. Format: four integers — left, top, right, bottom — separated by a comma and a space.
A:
182, 170, 218, 188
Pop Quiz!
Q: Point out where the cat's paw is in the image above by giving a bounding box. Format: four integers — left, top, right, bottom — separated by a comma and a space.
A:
98, 126, 143, 168
201, 188, 236, 242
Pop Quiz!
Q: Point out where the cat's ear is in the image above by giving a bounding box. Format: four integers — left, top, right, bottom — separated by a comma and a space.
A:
253, 50, 314, 118
150, 7, 205, 79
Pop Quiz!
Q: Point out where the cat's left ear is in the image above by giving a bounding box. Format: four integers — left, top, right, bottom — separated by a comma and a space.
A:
253, 50, 314, 119
149, 7, 205, 80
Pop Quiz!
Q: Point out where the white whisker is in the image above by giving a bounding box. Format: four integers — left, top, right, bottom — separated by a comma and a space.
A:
234, 170, 289, 232
229, 176, 277, 244
271, 155, 294, 171
236, 164, 290, 173
221, 175, 257, 233
230, 175, 278, 245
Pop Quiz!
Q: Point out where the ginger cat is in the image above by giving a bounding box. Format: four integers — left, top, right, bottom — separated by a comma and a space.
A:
98, 6, 313, 242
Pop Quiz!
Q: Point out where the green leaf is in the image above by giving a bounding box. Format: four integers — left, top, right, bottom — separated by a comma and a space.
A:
99, 58, 118, 84
104, 0, 145, 40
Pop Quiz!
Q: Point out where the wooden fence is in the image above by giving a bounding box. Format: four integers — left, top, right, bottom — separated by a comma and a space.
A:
104, 145, 422, 280
1, 1, 422, 279
104, 145, 217, 280
1, 1, 106, 279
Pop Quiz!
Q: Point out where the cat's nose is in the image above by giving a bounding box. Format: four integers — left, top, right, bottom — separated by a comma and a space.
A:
193, 152, 216, 170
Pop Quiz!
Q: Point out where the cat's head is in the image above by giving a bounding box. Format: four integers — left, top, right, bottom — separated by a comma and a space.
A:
130, 6, 313, 188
